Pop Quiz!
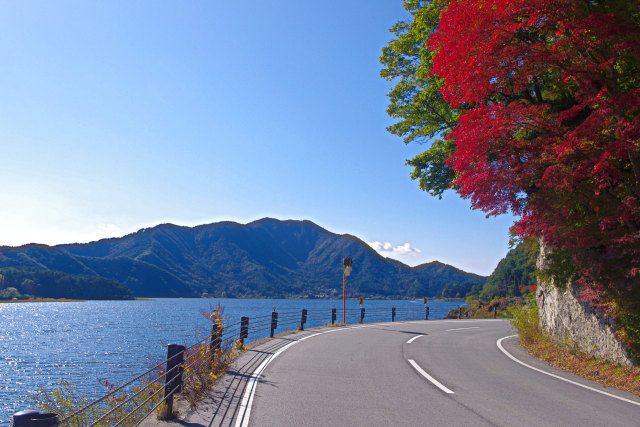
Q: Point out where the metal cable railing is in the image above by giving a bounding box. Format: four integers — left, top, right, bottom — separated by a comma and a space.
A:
16, 302, 441, 426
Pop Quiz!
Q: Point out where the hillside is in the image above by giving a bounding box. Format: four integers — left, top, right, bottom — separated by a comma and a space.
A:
0, 218, 486, 298
0, 267, 133, 300
480, 242, 537, 299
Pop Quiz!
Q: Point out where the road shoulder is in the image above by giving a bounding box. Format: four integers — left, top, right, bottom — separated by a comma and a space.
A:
499, 334, 640, 405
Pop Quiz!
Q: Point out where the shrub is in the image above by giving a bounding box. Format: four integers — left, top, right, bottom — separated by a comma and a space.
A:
179, 304, 243, 408
508, 303, 544, 347
29, 378, 163, 426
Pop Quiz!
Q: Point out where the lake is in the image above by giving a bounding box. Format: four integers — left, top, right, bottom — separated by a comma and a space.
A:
0, 298, 462, 424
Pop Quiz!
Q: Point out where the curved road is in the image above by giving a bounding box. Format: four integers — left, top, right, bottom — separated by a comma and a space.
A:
144, 319, 640, 426
239, 320, 639, 426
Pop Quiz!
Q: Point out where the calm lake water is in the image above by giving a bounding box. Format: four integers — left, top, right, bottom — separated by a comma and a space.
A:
0, 298, 461, 424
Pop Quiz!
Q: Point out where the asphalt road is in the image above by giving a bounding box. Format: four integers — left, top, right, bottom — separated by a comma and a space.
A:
239, 320, 640, 427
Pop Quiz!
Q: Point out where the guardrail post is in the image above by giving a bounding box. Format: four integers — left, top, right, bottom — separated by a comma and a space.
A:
270, 311, 278, 338
299, 309, 307, 331
210, 322, 222, 357
240, 317, 249, 344
331, 307, 337, 324
13, 410, 59, 426
359, 307, 365, 324
425, 306, 430, 320
392, 306, 396, 322
164, 344, 185, 417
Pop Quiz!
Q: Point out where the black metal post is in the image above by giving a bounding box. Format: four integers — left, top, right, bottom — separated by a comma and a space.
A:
13, 410, 59, 427
458, 306, 462, 319
240, 316, 249, 344
494, 306, 497, 319
331, 307, 337, 325
392, 306, 396, 322
270, 311, 278, 338
359, 307, 365, 324
299, 309, 307, 331
210, 322, 221, 356
164, 344, 185, 417
425, 306, 430, 320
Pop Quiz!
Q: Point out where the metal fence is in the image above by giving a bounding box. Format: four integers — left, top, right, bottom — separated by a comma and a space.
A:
14, 304, 442, 426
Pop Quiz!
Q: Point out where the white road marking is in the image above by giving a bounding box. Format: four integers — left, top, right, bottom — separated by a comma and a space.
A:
497, 335, 640, 407
446, 327, 480, 332
235, 322, 400, 427
407, 359, 455, 394
406, 334, 424, 344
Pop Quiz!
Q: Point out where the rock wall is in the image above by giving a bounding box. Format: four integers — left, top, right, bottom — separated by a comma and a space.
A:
536, 243, 634, 367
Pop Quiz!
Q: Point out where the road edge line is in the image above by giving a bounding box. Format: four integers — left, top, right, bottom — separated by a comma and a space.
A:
407, 359, 454, 394
497, 335, 640, 407
234, 322, 407, 427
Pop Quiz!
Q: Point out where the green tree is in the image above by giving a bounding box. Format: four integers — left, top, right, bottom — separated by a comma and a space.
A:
20, 278, 37, 295
379, 0, 457, 198
0, 287, 21, 300
0, 268, 132, 300
381, 0, 640, 359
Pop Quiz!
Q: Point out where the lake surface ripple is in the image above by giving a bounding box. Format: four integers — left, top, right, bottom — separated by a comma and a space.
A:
0, 298, 461, 424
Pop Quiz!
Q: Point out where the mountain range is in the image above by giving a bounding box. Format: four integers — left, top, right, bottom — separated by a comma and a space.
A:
0, 218, 486, 298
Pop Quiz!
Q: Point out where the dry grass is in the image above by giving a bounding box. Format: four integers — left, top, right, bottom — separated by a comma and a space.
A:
177, 304, 244, 410
510, 304, 640, 397
31, 379, 164, 426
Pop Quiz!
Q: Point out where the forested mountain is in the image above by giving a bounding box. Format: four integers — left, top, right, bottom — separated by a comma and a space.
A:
480, 243, 537, 299
0, 218, 485, 298
0, 268, 132, 300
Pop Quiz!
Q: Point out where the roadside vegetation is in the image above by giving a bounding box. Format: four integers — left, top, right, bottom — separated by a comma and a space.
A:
28, 304, 243, 424
509, 295, 640, 397
177, 305, 243, 411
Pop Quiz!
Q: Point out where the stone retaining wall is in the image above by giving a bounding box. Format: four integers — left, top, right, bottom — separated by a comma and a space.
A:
536, 243, 634, 367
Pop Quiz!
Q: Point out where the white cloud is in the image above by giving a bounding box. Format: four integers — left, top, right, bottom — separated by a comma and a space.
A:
366, 241, 422, 258
368, 241, 383, 251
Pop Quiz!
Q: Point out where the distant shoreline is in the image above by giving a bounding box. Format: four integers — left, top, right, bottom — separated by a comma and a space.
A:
0, 298, 85, 303
0, 296, 465, 304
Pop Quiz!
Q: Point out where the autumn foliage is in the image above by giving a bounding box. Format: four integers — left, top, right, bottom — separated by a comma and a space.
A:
383, 0, 640, 355
433, 0, 639, 319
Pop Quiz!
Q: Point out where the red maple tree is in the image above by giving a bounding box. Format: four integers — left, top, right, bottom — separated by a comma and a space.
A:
428, 0, 640, 344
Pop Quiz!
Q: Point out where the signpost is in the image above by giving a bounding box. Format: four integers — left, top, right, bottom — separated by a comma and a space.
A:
342, 257, 352, 324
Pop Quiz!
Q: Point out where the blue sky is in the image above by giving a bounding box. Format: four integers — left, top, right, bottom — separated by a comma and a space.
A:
0, 1, 515, 275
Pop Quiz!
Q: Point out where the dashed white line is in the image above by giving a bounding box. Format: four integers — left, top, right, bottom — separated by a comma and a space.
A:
406, 334, 424, 344
446, 327, 480, 332
407, 359, 455, 394
235, 322, 407, 427
497, 335, 640, 407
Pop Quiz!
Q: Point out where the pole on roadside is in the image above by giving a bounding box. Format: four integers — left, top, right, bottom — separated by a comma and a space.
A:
343, 272, 346, 324
342, 257, 352, 324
